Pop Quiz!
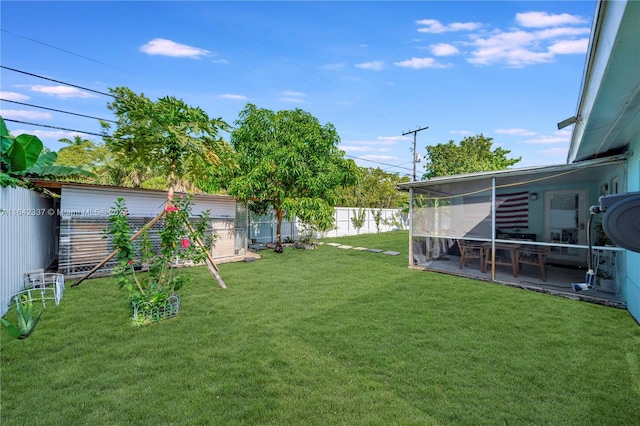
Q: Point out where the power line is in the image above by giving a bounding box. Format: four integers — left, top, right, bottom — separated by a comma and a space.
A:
345, 154, 413, 174
0, 29, 141, 77
0, 99, 117, 123
0, 65, 115, 98
4, 119, 107, 138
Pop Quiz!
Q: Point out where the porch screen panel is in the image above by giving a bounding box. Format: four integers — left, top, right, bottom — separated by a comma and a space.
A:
412, 188, 493, 240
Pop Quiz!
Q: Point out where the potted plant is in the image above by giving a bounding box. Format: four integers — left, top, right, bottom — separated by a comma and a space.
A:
105, 196, 213, 326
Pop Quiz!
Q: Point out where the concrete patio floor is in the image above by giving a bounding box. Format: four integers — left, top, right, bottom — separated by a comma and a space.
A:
413, 254, 625, 309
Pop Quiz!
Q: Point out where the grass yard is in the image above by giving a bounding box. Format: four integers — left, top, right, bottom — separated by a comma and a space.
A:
2, 230, 639, 425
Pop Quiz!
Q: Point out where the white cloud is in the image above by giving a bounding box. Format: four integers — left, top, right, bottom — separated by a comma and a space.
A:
360, 154, 400, 161
534, 27, 591, 40
27, 85, 96, 98
355, 60, 385, 71
376, 136, 408, 144
281, 91, 306, 97
495, 128, 537, 136
537, 147, 568, 156
548, 38, 589, 54
140, 38, 210, 58
462, 12, 590, 67
359, 44, 369, 48
348, 136, 408, 146
467, 25, 590, 67
279, 97, 306, 103
416, 19, 482, 34
11, 129, 86, 141
516, 11, 587, 28
341, 145, 373, 153
431, 43, 459, 56
219, 94, 248, 100
394, 57, 449, 69
0, 91, 29, 101
525, 135, 569, 144
323, 62, 345, 71
0, 110, 53, 120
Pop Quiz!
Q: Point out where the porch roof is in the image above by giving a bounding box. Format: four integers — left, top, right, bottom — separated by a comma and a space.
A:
397, 154, 625, 195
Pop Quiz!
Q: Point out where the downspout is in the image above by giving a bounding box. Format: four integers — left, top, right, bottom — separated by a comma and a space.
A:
491, 178, 496, 281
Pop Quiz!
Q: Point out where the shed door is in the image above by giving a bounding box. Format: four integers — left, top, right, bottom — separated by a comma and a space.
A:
545, 190, 588, 265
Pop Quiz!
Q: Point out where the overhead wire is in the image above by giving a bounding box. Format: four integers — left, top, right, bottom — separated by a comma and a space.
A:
345, 154, 414, 173
0, 99, 117, 123
1, 65, 115, 98
0, 29, 142, 78
3, 119, 109, 139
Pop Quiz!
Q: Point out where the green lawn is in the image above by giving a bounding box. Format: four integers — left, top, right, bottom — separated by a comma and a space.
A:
2, 231, 639, 425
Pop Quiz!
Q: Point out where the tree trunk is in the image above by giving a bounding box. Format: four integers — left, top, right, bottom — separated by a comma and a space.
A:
275, 208, 284, 253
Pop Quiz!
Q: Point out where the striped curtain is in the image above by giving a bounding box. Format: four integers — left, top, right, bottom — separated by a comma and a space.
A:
495, 191, 529, 229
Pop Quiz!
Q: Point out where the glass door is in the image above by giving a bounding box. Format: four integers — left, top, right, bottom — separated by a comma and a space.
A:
545, 190, 587, 265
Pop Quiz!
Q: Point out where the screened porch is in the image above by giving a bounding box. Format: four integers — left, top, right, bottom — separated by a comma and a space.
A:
401, 156, 628, 307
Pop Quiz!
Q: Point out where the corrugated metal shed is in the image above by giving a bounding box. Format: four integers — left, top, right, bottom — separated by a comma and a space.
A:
55, 184, 241, 276
0, 186, 57, 316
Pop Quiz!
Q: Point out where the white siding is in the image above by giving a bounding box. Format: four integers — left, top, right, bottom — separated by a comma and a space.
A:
0, 186, 56, 316
57, 185, 239, 276
60, 186, 235, 218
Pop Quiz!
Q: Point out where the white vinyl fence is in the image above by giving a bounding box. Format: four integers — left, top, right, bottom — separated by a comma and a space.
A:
249, 207, 406, 244
0, 186, 58, 317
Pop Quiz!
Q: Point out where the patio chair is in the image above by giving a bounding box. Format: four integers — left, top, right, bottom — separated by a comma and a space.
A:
517, 245, 549, 282
456, 240, 486, 272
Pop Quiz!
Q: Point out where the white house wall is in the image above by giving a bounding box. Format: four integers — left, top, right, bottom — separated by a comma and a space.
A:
0, 186, 56, 317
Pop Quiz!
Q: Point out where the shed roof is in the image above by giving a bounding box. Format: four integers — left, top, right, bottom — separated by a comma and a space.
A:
32, 179, 235, 202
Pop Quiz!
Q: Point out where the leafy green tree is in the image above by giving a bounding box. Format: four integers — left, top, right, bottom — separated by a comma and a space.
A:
422, 134, 520, 179
336, 167, 410, 208
55, 136, 107, 175
101, 87, 233, 194
0, 116, 94, 187
227, 103, 359, 253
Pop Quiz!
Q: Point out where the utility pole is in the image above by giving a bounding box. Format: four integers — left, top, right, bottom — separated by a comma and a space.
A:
402, 126, 428, 181
402, 125, 428, 269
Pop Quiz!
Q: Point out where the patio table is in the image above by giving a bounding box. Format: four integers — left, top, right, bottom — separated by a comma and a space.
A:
483, 242, 521, 277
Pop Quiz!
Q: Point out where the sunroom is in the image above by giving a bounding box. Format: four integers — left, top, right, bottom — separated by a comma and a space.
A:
399, 155, 628, 307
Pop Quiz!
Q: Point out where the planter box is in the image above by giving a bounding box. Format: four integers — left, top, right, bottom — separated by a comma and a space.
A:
132, 294, 180, 325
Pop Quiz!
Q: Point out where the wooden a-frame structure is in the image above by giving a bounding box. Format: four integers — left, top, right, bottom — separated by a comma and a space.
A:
71, 188, 227, 289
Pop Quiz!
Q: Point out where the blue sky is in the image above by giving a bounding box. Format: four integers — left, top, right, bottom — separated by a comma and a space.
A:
1, 1, 596, 179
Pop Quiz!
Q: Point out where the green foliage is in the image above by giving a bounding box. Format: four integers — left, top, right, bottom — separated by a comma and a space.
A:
101, 87, 234, 192
350, 208, 366, 234
372, 209, 384, 233
0, 296, 42, 340
336, 167, 410, 208
227, 103, 359, 251
105, 196, 214, 324
54, 136, 107, 177
0, 116, 95, 187
423, 134, 521, 179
